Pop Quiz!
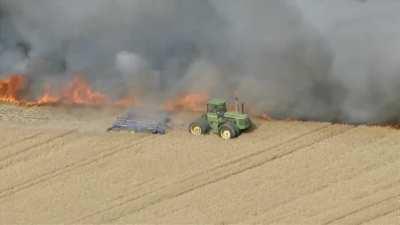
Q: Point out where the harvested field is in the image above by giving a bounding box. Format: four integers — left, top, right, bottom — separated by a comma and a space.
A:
0, 104, 399, 224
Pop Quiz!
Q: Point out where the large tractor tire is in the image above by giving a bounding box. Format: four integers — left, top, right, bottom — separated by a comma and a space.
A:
219, 123, 237, 140
189, 119, 209, 136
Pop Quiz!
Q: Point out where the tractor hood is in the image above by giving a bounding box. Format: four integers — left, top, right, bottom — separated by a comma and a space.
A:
224, 112, 249, 120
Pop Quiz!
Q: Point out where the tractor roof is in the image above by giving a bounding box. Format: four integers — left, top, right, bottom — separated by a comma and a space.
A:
208, 98, 226, 105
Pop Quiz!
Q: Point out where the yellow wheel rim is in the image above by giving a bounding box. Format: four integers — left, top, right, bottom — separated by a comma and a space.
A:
191, 126, 202, 136
221, 130, 232, 140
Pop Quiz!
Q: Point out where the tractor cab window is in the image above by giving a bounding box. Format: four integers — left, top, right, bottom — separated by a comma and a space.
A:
207, 104, 227, 114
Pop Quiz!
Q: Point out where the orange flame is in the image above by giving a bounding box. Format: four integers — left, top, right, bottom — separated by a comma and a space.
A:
165, 92, 209, 112
61, 75, 109, 106
33, 84, 60, 106
0, 74, 137, 108
0, 75, 211, 112
0, 74, 26, 105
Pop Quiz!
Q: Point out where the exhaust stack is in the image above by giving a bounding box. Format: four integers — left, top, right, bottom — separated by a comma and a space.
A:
234, 97, 245, 114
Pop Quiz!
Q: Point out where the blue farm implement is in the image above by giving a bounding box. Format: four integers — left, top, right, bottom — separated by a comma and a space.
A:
107, 110, 169, 134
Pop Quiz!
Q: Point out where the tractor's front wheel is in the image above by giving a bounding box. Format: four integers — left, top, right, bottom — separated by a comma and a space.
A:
219, 124, 237, 140
189, 119, 209, 136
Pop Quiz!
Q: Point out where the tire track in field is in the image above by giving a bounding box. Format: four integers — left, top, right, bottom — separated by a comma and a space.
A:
250, 171, 400, 225
306, 178, 400, 225
0, 135, 156, 201
0, 130, 77, 170
338, 185, 400, 224
239, 131, 396, 225
73, 125, 354, 223
0, 132, 43, 151
262, 176, 399, 225
358, 206, 400, 225
68, 122, 325, 221
323, 194, 400, 225
180, 124, 335, 183
70, 125, 334, 222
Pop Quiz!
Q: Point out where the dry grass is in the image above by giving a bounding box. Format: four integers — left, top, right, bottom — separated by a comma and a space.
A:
0, 105, 399, 224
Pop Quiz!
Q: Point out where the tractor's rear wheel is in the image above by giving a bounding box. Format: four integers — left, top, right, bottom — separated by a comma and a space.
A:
189, 119, 209, 136
219, 124, 237, 140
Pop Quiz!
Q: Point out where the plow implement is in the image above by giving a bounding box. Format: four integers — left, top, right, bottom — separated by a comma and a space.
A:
108, 110, 169, 134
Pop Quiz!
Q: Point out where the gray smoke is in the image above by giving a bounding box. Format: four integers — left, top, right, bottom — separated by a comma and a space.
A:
297, 0, 400, 123
0, 0, 399, 123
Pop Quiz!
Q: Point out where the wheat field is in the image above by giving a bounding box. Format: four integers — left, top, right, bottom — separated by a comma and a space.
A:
0, 104, 399, 224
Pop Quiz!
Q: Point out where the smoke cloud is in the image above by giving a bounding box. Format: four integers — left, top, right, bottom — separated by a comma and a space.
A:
0, 0, 399, 123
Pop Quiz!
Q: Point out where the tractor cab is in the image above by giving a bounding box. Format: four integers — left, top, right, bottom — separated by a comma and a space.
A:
206, 99, 227, 132
207, 98, 227, 114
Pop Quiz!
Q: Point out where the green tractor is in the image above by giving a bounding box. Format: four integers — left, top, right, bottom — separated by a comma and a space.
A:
188, 98, 252, 140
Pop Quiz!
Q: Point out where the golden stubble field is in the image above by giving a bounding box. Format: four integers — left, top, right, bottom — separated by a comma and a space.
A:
0, 104, 399, 224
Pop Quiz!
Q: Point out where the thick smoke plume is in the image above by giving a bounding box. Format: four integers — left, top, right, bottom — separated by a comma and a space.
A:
0, 0, 399, 123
